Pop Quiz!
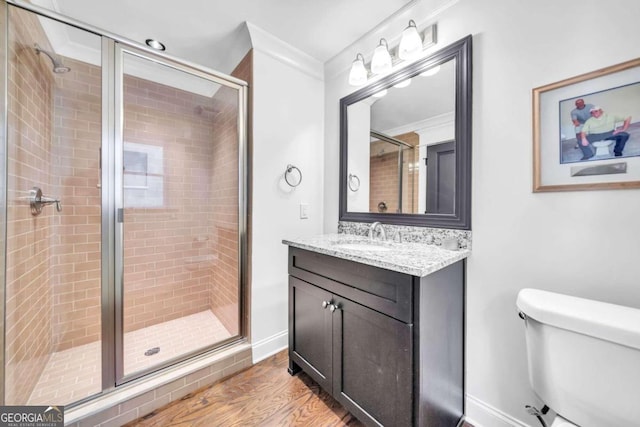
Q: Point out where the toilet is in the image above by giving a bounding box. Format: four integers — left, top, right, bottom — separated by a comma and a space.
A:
516, 288, 640, 427
591, 140, 613, 157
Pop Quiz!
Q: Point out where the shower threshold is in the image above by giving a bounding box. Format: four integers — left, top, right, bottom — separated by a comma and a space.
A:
27, 310, 232, 406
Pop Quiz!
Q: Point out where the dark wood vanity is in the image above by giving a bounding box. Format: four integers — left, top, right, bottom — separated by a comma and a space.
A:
287, 247, 464, 426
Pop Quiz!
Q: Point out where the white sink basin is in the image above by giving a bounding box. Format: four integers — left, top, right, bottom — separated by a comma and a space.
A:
334, 243, 392, 252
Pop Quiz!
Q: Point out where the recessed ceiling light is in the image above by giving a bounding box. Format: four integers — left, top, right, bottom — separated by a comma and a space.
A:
145, 39, 166, 51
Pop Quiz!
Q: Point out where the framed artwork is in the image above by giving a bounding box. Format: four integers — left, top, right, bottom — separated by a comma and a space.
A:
533, 58, 640, 192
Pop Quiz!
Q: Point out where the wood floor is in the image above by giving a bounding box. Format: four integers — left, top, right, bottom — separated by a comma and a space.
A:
124, 350, 364, 426
125, 350, 474, 427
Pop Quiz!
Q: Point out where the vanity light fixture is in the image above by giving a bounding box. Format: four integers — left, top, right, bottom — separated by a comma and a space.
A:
370, 38, 392, 75
420, 64, 441, 77
393, 78, 412, 89
347, 22, 437, 86
348, 53, 368, 86
398, 20, 423, 60
145, 38, 166, 51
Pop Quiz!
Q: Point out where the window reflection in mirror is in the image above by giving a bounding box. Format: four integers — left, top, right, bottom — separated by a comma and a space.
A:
347, 58, 456, 215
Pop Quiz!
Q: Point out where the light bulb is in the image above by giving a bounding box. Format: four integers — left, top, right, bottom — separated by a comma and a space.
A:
370, 39, 392, 75
393, 79, 411, 89
420, 65, 441, 77
348, 53, 368, 86
398, 20, 422, 60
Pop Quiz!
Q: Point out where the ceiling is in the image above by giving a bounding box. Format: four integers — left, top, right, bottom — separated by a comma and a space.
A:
371, 58, 455, 133
29, 0, 417, 69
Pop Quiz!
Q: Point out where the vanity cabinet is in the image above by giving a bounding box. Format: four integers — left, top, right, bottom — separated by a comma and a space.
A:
288, 247, 464, 427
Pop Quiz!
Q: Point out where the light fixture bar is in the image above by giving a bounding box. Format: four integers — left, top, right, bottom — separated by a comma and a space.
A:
346, 22, 437, 86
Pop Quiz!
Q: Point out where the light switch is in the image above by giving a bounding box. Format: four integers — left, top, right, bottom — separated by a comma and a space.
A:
300, 203, 309, 219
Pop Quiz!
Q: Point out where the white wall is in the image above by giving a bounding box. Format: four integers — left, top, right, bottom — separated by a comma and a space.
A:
323, 0, 640, 426
346, 101, 371, 212
248, 23, 325, 362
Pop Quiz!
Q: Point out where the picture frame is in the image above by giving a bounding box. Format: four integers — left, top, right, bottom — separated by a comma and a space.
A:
533, 58, 640, 192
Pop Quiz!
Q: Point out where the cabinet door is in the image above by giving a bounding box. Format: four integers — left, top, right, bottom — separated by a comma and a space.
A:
289, 277, 334, 391
333, 297, 413, 427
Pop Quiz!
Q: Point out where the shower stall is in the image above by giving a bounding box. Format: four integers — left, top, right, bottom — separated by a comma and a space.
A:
0, 1, 247, 407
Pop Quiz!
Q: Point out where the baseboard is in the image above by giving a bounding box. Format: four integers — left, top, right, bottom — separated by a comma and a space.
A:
466, 393, 533, 427
251, 330, 288, 363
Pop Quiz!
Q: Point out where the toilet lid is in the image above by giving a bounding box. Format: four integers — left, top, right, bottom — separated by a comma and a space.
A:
517, 288, 640, 350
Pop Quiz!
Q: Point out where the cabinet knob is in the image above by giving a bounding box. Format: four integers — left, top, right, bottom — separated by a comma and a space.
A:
322, 301, 329, 309
329, 304, 339, 312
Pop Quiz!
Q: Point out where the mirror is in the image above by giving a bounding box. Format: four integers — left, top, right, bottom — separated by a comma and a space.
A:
339, 35, 472, 229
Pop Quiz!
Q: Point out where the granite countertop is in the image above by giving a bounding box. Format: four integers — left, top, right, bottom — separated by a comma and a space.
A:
282, 234, 470, 277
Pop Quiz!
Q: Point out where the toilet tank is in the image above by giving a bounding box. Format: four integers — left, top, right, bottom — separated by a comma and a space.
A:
517, 289, 640, 427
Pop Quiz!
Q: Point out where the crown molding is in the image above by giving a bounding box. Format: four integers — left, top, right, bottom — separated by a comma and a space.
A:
246, 22, 323, 81
383, 111, 454, 137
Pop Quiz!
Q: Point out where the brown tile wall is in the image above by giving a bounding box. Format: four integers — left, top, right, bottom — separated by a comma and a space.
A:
207, 52, 251, 335
122, 74, 215, 332
369, 132, 420, 214
5, 6, 55, 405
51, 56, 102, 351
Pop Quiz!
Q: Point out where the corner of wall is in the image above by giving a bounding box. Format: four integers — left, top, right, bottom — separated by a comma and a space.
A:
213, 22, 253, 76
251, 330, 288, 364
245, 21, 323, 81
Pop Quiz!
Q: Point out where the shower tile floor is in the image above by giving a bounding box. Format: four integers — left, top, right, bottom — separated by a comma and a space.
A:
27, 310, 232, 406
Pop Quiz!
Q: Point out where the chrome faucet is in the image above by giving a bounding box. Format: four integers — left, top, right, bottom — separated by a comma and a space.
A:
368, 221, 387, 241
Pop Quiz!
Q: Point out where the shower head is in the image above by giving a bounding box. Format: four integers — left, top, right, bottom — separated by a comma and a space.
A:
34, 43, 71, 74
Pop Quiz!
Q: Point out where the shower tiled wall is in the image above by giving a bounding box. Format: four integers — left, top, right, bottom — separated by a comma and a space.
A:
122, 75, 211, 332
207, 52, 252, 335
123, 72, 226, 333
5, 6, 56, 405
51, 57, 102, 351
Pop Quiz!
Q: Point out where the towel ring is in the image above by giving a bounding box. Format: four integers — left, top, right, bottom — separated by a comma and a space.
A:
284, 164, 302, 187
348, 174, 360, 192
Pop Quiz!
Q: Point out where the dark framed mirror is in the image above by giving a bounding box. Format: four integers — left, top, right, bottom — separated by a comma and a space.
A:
339, 35, 472, 229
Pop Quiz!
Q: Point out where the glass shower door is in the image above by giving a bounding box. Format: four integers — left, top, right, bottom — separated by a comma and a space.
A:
4, 5, 103, 405
117, 48, 243, 381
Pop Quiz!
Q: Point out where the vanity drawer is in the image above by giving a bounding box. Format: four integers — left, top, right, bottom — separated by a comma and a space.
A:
288, 247, 413, 323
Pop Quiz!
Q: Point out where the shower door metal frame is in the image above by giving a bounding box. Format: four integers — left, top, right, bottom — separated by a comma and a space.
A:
0, 0, 8, 405
1, 0, 249, 404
